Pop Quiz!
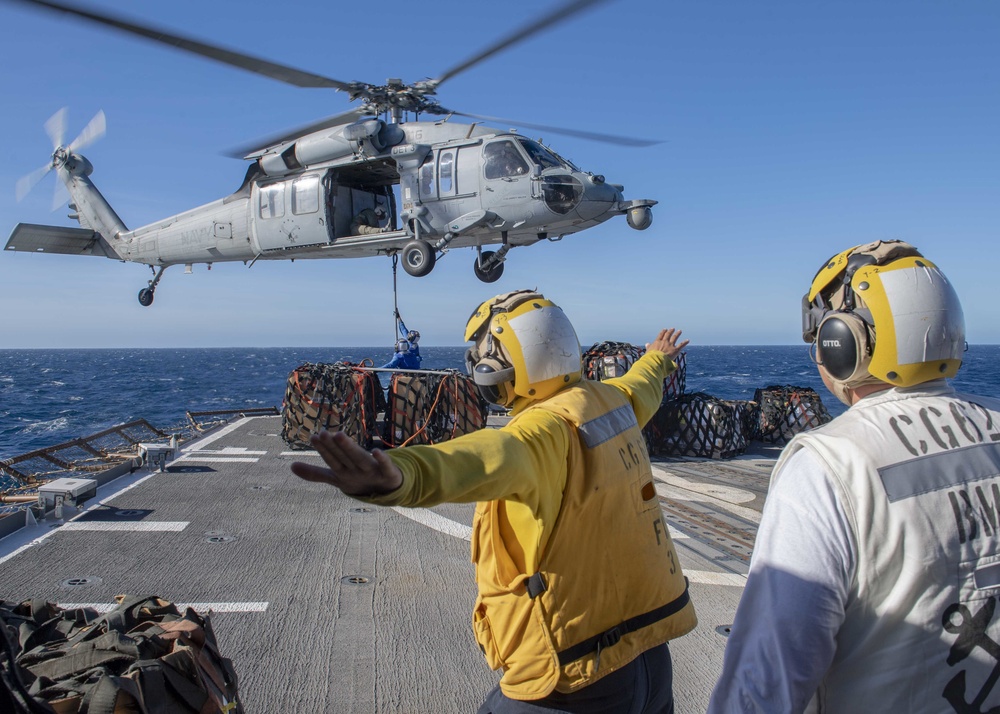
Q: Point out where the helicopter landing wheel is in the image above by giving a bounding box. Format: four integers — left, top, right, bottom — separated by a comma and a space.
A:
401, 240, 435, 277
137, 288, 154, 307
474, 251, 504, 283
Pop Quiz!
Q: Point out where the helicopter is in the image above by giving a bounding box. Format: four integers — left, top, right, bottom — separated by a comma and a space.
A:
4, 0, 658, 307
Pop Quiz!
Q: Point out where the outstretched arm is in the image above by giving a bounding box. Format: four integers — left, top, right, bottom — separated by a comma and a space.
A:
291, 431, 403, 497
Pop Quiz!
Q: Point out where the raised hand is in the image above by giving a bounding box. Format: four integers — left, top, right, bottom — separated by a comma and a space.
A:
646, 328, 689, 360
290, 431, 403, 497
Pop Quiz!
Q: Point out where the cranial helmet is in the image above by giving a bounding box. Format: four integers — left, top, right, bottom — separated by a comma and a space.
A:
464, 289, 582, 407
406, 330, 420, 344
801, 239, 965, 405
396, 339, 409, 353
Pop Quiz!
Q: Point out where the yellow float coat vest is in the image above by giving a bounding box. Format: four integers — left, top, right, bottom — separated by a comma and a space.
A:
471, 380, 697, 700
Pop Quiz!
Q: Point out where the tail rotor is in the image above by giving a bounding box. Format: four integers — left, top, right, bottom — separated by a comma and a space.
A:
15, 108, 106, 208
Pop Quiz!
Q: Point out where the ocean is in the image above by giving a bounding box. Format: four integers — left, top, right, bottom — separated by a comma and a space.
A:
2, 345, 998, 463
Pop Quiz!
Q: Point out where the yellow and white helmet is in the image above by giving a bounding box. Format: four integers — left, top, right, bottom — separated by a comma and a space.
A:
801, 240, 965, 403
464, 289, 582, 407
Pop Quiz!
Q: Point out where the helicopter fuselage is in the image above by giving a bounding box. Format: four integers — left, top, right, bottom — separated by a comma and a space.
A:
7, 119, 656, 303
119, 120, 652, 263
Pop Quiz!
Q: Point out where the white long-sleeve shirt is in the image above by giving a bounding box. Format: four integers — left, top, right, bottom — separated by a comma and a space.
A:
708, 448, 857, 713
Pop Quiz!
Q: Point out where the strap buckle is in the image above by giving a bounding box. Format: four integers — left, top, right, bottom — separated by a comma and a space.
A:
594, 626, 622, 671
526, 572, 547, 599
599, 626, 622, 649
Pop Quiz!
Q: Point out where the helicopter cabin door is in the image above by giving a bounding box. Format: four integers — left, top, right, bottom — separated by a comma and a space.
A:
417, 145, 482, 229
251, 173, 329, 252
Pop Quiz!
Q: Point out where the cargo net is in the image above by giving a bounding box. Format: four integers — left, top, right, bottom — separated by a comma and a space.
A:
583, 342, 686, 399
645, 393, 754, 459
385, 371, 488, 447
281, 362, 387, 449
583, 341, 645, 380
754, 385, 833, 445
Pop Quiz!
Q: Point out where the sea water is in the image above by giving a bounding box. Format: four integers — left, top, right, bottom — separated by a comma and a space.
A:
1, 345, 997, 463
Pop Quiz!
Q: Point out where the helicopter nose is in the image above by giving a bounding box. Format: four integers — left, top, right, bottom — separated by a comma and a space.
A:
539, 173, 623, 221
575, 179, 622, 221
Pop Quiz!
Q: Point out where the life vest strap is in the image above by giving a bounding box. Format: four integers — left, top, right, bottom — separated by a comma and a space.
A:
556, 581, 690, 667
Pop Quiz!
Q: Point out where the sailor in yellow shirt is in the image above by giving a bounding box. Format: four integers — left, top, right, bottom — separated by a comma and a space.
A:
291, 290, 696, 714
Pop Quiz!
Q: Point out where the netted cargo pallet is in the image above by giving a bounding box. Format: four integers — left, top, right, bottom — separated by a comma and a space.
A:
754, 385, 832, 445
583, 342, 686, 399
645, 392, 748, 459
384, 371, 488, 447
281, 362, 386, 449
583, 341, 645, 381
664, 352, 686, 399
728, 398, 762, 445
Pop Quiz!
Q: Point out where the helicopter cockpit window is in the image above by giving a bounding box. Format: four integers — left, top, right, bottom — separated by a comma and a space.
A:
517, 139, 562, 171
291, 176, 320, 215
259, 183, 285, 219
439, 152, 454, 194
484, 141, 529, 180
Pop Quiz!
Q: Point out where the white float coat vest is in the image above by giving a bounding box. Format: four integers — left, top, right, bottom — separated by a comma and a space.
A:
471, 380, 697, 700
773, 380, 1000, 712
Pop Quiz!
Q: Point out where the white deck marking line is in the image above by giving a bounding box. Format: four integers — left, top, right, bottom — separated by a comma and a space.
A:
0, 471, 163, 566
281, 451, 321, 457
388, 511, 740, 586
652, 466, 757, 505
392, 507, 473, 541
57, 602, 270, 614
390, 507, 685, 543
653, 480, 762, 525
684, 570, 747, 587
667, 526, 688, 540
182, 448, 266, 456
61, 521, 189, 532
183, 418, 265, 452
174, 456, 260, 463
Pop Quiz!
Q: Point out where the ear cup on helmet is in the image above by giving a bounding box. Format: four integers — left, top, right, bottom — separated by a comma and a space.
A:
816, 312, 872, 383
465, 347, 516, 406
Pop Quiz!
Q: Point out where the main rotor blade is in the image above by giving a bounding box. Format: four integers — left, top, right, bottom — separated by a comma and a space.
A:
6, 0, 357, 90
15, 162, 52, 202
226, 107, 372, 159
430, 0, 613, 89
451, 111, 660, 147
43, 106, 67, 149
68, 109, 105, 153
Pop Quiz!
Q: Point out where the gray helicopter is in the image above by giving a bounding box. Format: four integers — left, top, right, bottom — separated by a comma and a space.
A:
4, 0, 657, 306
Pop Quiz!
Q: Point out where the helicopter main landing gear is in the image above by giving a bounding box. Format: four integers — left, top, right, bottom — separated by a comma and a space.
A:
138, 265, 167, 307
474, 243, 509, 284
401, 240, 435, 278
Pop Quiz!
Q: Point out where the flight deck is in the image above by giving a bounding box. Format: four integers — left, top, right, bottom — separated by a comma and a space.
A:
0, 415, 776, 712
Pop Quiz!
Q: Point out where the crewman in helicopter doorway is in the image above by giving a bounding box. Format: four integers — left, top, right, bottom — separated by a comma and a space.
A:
292, 289, 696, 714
350, 205, 388, 235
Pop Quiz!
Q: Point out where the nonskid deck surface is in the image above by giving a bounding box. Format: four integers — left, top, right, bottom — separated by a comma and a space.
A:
0, 416, 776, 713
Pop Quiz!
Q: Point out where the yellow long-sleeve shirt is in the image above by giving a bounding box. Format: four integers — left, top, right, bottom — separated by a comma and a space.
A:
366, 350, 675, 574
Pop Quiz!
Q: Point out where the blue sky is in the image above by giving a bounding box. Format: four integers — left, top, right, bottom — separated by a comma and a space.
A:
0, 0, 997, 348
